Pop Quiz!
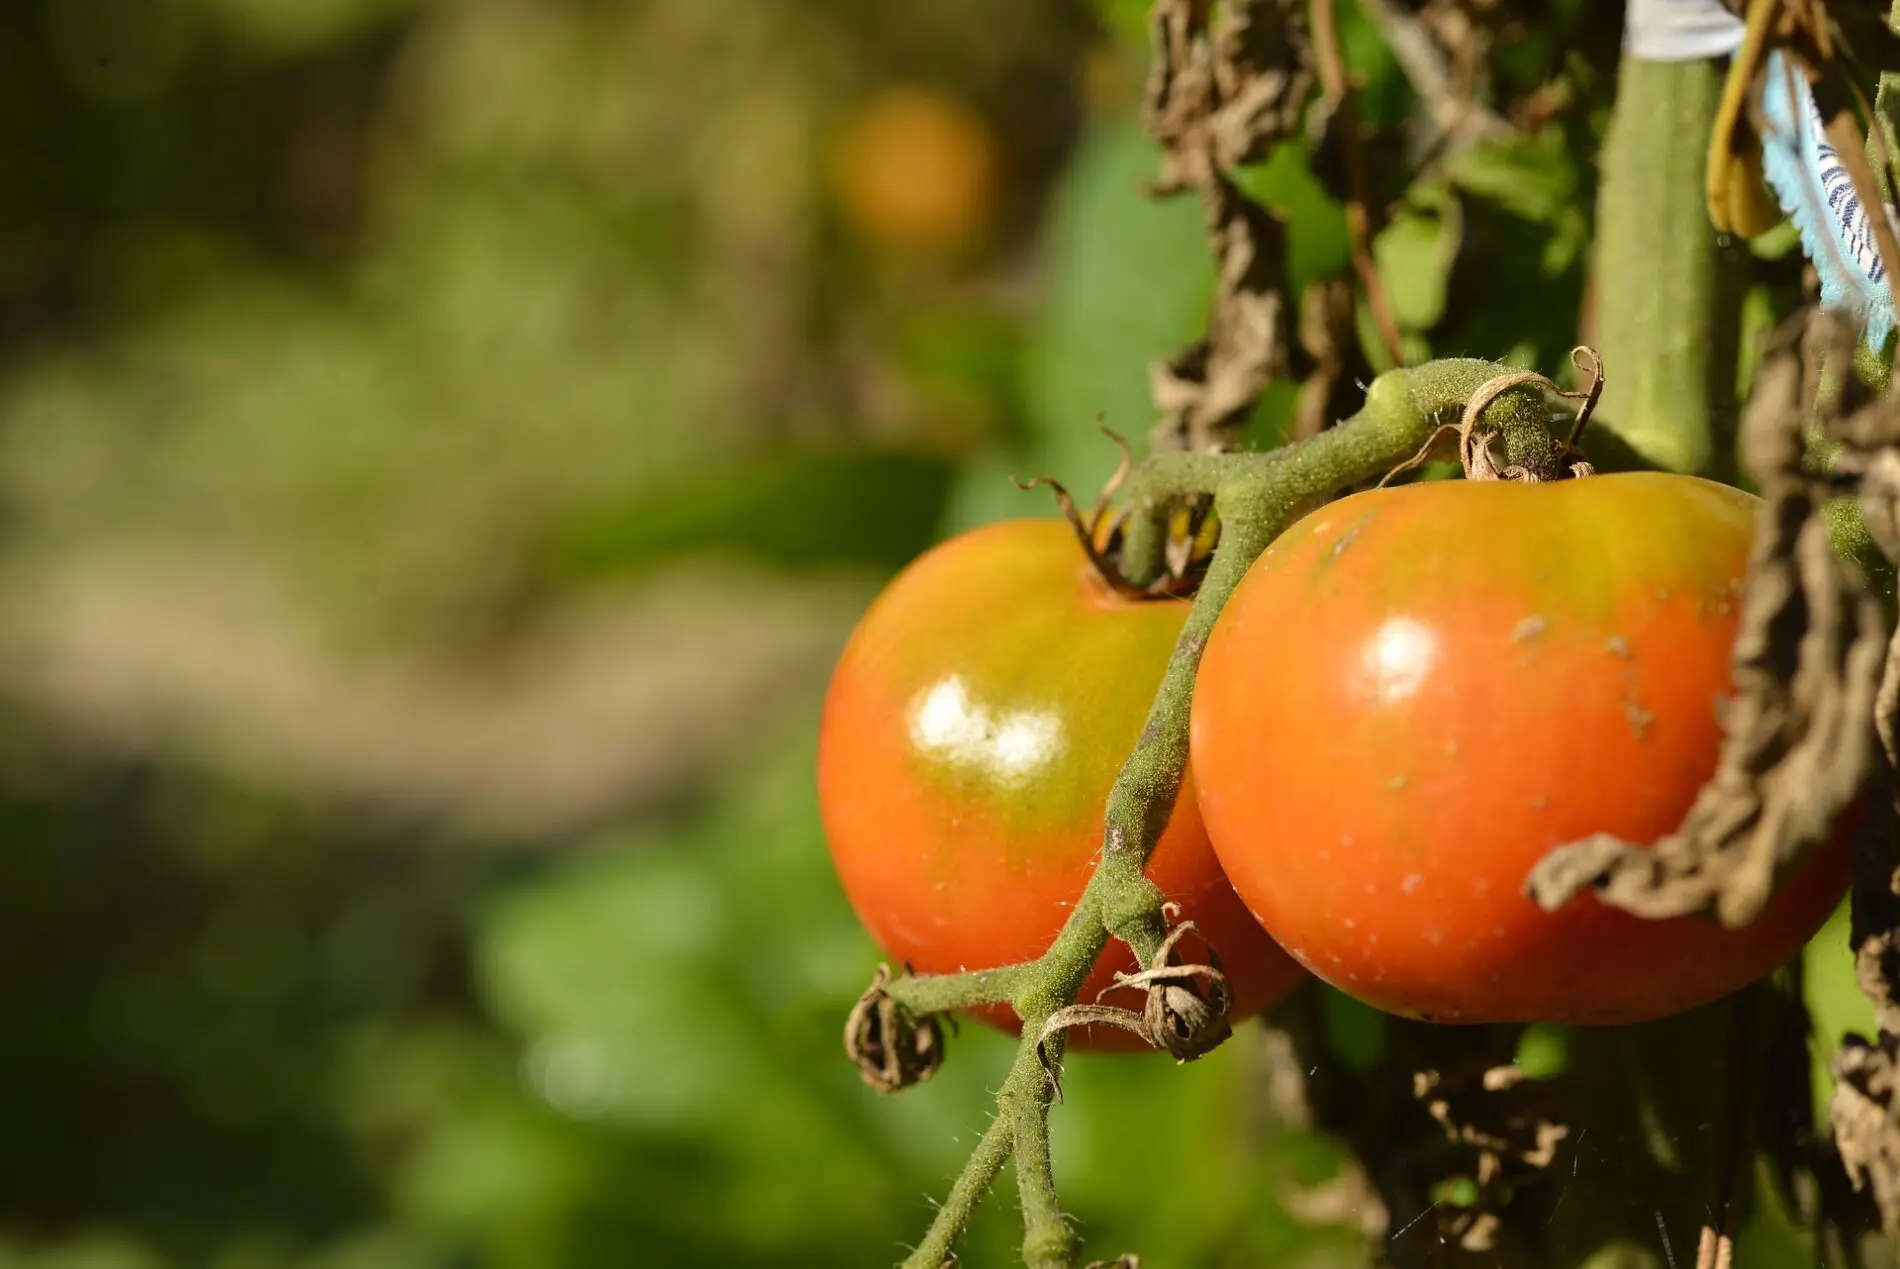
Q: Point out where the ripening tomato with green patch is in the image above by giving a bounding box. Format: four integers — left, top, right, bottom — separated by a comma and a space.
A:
1190, 473, 1853, 1025
820, 518, 1305, 1047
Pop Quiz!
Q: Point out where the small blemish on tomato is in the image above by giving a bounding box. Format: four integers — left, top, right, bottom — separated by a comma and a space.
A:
1528, 795, 1548, 810
1402, 873, 1423, 895
1605, 635, 1633, 659
1513, 616, 1547, 642
1344, 917, 1356, 930
1425, 929, 1443, 945
1446, 739, 1460, 757
1622, 695, 1655, 739
1322, 513, 1375, 565
1389, 775, 1408, 791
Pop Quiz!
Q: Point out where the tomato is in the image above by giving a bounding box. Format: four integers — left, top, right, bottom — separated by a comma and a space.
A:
820, 518, 1305, 1047
829, 88, 997, 254
1190, 473, 1852, 1025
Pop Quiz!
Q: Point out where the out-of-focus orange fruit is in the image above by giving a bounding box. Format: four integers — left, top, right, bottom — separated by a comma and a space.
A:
830, 88, 998, 254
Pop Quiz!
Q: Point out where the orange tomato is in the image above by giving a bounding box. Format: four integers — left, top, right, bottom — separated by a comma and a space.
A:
829, 88, 997, 253
820, 519, 1304, 1047
1190, 474, 1851, 1024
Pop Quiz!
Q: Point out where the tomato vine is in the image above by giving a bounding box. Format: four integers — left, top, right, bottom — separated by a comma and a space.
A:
855, 358, 1570, 1269
828, 2, 1900, 1266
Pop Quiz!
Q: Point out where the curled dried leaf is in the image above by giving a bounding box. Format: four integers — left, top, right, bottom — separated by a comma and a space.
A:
1034, 921, 1233, 1096
1111, 921, 1235, 1061
1527, 317, 1887, 929
1832, 1031, 1900, 1234
845, 964, 945, 1094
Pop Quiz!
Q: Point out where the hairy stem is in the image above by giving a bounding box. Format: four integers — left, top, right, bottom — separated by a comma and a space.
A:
903, 1111, 1015, 1269
1012, 1084, 1075, 1269
883, 964, 1040, 1016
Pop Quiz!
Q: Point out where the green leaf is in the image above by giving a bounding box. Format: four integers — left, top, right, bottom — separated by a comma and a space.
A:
1372, 201, 1455, 334
1234, 140, 1350, 298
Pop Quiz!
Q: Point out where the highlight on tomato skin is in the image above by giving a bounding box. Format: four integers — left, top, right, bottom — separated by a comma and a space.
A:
1188, 472, 1854, 1027
817, 517, 1306, 1049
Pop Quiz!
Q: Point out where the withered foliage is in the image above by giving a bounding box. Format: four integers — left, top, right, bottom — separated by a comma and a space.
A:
1141, 0, 1312, 454
844, 963, 945, 1093
1825, 342, 1900, 1237
1255, 989, 1567, 1260
1034, 921, 1233, 1096
1526, 316, 1888, 930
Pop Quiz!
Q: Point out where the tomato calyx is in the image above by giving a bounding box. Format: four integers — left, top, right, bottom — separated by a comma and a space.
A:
1014, 424, 1218, 602
1382, 346, 1605, 487
845, 963, 947, 1094
1033, 920, 1233, 1095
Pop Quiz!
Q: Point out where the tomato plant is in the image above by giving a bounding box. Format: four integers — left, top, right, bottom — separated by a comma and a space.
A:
819, 517, 1304, 1045
1190, 472, 1854, 1025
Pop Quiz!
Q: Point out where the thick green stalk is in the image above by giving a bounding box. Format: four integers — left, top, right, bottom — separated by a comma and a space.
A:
1593, 56, 1740, 477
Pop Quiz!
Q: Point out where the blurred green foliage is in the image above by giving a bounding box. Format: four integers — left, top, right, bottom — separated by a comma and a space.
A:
0, 0, 1881, 1265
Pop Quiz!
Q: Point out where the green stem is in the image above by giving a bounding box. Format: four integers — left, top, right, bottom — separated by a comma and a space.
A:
902, 1111, 1015, 1269
886, 964, 1040, 1015
879, 356, 1557, 1267
1011, 1085, 1076, 1269
1592, 55, 1739, 477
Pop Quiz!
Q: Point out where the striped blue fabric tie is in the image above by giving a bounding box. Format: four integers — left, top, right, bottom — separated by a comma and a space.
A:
1629, 0, 1898, 349
1755, 49, 1897, 349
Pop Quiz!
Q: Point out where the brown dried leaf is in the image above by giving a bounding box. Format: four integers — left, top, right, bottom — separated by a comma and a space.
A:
1414, 1062, 1570, 1189
1526, 316, 1888, 929
1141, 0, 1311, 456
1832, 1032, 1900, 1235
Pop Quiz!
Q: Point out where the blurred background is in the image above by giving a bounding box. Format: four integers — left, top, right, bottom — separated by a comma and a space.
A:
0, 0, 1870, 1265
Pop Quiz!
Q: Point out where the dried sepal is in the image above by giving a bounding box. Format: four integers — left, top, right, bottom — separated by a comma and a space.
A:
1034, 921, 1234, 1096
845, 964, 945, 1094
1110, 921, 1235, 1062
